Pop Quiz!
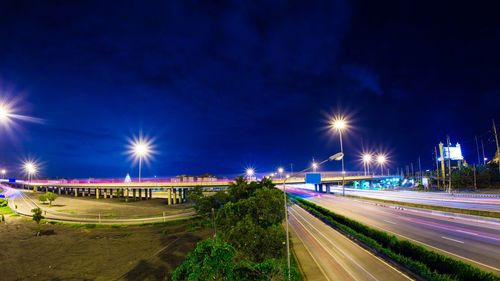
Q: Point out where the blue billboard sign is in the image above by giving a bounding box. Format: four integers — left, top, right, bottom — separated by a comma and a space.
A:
305, 173, 321, 184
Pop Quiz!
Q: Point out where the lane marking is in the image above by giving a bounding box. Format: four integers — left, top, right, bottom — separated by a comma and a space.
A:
288, 216, 333, 281
289, 209, 360, 281
441, 236, 465, 244
291, 206, 412, 281
312, 197, 500, 273
383, 220, 397, 225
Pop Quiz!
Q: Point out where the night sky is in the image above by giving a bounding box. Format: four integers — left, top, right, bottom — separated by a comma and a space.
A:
0, 1, 499, 179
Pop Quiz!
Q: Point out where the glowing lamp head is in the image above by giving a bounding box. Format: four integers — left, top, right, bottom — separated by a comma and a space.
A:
312, 162, 318, 170
24, 162, 37, 175
246, 168, 254, 177
362, 154, 372, 163
0, 103, 11, 123
277, 167, 284, 174
331, 116, 347, 131
377, 155, 387, 165
1, 169, 5, 175
134, 142, 150, 157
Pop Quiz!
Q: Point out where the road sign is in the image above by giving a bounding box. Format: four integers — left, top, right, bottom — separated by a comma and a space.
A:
305, 173, 321, 184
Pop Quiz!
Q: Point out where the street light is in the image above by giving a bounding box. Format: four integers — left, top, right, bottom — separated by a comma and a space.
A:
129, 136, 153, 183
23, 161, 37, 182
281, 152, 343, 281
0, 103, 12, 124
331, 116, 348, 196
246, 168, 254, 180
1, 169, 6, 178
377, 154, 387, 175
312, 162, 318, 172
362, 154, 372, 176
277, 167, 284, 175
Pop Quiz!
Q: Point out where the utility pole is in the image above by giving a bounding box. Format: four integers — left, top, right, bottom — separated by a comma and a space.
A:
411, 162, 414, 178
481, 139, 486, 165
473, 164, 477, 190
493, 119, 500, 176
439, 142, 446, 188
475, 135, 481, 165
418, 156, 422, 183
435, 146, 440, 188
447, 136, 452, 193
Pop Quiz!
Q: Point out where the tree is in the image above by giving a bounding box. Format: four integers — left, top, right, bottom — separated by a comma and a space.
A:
31, 207, 44, 236
172, 238, 237, 281
45, 192, 58, 206
38, 194, 47, 204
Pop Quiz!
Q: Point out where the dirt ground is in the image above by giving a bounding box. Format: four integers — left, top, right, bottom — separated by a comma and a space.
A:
24, 191, 191, 219
0, 215, 211, 281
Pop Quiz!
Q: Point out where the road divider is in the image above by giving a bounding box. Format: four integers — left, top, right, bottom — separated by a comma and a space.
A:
290, 196, 500, 281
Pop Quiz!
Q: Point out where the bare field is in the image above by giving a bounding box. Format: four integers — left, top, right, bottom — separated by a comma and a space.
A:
0, 216, 211, 281
24, 191, 191, 219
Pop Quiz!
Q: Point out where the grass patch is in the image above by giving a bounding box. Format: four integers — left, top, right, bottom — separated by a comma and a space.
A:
345, 194, 500, 218
0, 205, 14, 215
291, 196, 499, 281
47, 221, 127, 229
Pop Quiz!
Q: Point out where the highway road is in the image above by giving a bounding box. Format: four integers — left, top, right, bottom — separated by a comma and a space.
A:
289, 204, 412, 281
287, 187, 500, 274
293, 184, 500, 211
0, 184, 195, 224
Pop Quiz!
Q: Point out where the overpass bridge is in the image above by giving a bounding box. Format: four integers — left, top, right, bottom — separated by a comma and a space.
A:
2, 172, 400, 204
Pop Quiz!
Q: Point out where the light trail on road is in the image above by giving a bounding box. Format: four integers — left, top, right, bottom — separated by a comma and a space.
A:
287, 187, 500, 274
289, 205, 412, 281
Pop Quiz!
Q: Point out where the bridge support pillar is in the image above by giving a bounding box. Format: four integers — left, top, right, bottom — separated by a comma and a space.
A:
103, 189, 108, 199
174, 188, 178, 204
148, 189, 152, 199
96, 188, 100, 199
138, 189, 142, 200
133, 189, 136, 200
33, 186, 37, 193
125, 188, 129, 202
326, 184, 331, 194
183, 189, 187, 202
58, 187, 62, 195
167, 189, 172, 205
110, 189, 114, 199
75, 188, 78, 197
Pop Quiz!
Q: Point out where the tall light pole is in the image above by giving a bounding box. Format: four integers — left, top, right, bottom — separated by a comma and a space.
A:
131, 139, 152, 183
312, 162, 318, 172
377, 154, 386, 175
362, 154, 372, 176
246, 168, 254, 181
1, 169, 6, 179
281, 153, 342, 281
331, 117, 347, 196
23, 161, 37, 182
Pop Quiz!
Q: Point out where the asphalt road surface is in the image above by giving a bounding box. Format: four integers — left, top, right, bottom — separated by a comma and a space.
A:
289, 204, 412, 281
287, 187, 500, 274
325, 186, 500, 211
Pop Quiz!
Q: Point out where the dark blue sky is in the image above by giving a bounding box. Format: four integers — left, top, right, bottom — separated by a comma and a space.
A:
0, 1, 499, 178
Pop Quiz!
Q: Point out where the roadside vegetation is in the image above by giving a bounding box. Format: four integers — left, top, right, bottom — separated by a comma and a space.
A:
0, 198, 12, 213
173, 177, 300, 281
449, 163, 500, 190
38, 191, 59, 206
345, 195, 500, 218
292, 196, 499, 281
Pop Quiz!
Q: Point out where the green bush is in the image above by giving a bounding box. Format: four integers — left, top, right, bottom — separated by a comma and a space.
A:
292, 197, 499, 281
0, 198, 7, 207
